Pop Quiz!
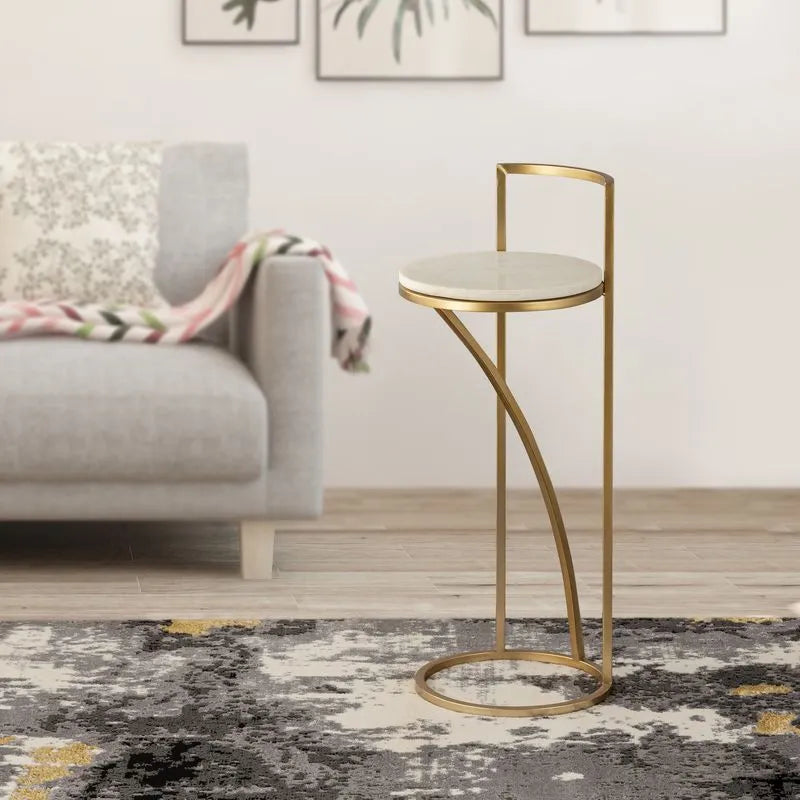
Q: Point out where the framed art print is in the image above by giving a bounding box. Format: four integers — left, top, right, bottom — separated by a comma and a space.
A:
317, 0, 504, 81
526, 0, 726, 35
183, 0, 300, 45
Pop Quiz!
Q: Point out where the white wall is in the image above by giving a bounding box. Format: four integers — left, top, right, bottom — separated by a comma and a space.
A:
1, 1, 798, 488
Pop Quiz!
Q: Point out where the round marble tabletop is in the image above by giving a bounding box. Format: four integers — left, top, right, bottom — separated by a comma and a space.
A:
399, 251, 603, 303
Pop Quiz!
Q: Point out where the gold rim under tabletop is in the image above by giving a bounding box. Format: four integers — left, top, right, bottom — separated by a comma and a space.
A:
415, 649, 612, 718
398, 283, 604, 313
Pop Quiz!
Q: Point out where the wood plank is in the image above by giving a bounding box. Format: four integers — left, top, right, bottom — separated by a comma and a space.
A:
0, 489, 797, 620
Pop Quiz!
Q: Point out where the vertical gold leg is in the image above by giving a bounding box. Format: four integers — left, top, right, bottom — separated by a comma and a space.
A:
496, 312, 507, 654
496, 166, 508, 656
602, 188, 615, 685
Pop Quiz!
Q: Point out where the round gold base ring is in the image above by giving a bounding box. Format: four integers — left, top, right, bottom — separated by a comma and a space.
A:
415, 649, 612, 718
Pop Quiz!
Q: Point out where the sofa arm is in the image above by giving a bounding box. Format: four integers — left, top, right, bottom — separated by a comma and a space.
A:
232, 255, 326, 518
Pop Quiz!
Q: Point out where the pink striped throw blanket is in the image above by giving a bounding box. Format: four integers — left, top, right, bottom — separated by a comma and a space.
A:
0, 232, 372, 372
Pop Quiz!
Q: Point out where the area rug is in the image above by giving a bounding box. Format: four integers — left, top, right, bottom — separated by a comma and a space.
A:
0, 619, 798, 799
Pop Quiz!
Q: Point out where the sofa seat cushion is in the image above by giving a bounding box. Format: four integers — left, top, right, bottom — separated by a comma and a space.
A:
0, 339, 267, 482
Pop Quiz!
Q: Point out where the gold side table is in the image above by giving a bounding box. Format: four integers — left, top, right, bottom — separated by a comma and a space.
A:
399, 163, 614, 718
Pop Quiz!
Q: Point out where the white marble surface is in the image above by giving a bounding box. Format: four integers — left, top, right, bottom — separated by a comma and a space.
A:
399, 251, 603, 302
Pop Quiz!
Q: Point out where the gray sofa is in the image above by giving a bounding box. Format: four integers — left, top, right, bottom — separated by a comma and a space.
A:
0, 143, 325, 579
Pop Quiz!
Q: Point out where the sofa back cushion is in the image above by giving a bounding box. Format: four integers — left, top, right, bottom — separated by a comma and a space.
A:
0, 141, 165, 306
157, 143, 249, 344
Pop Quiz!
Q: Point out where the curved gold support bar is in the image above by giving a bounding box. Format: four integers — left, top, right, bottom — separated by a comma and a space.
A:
413, 309, 609, 717
436, 309, 585, 661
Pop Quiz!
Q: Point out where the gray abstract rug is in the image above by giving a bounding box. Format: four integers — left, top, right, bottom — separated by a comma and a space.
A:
0, 618, 798, 799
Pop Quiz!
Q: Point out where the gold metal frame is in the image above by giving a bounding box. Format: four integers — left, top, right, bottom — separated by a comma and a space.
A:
401, 163, 614, 717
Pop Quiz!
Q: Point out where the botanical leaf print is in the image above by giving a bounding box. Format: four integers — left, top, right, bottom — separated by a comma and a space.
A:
2, 143, 159, 233
12, 240, 160, 306
222, 0, 282, 31
334, 0, 498, 63
0, 142, 164, 306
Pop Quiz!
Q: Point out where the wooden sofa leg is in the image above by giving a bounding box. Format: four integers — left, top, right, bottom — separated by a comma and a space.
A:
240, 521, 276, 580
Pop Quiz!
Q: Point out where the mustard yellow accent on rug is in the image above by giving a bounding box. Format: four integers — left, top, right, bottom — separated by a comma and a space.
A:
11, 742, 97, 800
0, 618, 796, 798
754, 712, 800, 736
730, 684, 793, 697
161, 619, 261, 636
11, 790, 47, 800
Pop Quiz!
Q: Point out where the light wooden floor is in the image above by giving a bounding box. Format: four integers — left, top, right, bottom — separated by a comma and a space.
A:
0, 490, 798, 620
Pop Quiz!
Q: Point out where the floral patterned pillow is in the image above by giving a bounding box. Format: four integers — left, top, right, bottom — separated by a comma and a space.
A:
0, 142, 166, 306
